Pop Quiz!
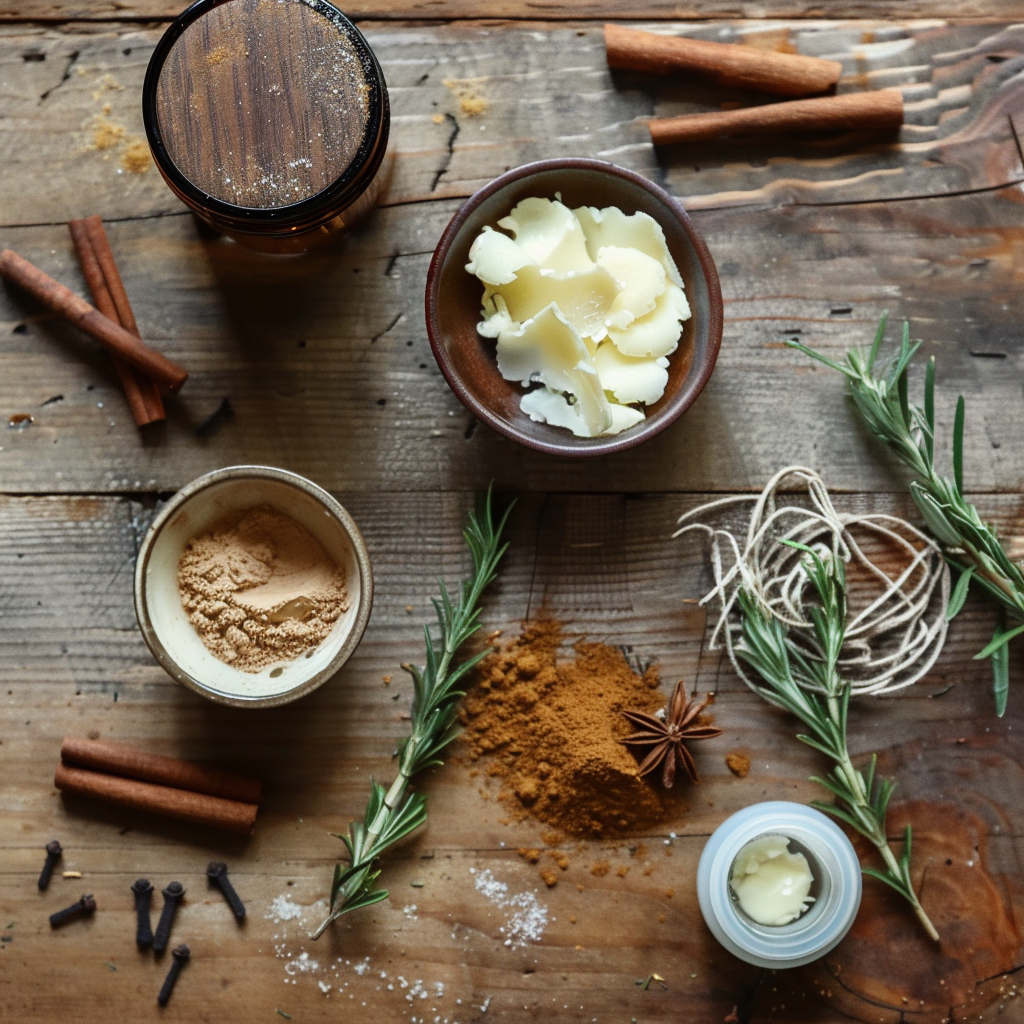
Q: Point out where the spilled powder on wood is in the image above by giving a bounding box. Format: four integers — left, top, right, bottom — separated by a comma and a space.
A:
460, 619, 670, 836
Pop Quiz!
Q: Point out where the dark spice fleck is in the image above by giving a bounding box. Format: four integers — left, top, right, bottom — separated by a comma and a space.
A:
195, 397, 234, 439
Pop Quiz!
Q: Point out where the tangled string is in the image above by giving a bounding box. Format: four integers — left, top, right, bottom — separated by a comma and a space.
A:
675, 466, 950, 696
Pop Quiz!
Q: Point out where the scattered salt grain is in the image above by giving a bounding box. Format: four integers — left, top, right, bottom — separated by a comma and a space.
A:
285, 952, 320, 976
266, 894, 305, 922
473, 869, 548, 949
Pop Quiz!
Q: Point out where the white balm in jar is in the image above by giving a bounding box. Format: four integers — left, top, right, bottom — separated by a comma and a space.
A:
730, 834, 814, 926
697, 802, 861, 968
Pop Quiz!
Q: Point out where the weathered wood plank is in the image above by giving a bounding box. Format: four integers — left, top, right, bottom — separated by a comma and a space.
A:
0, 22, 659, 224
0, 21, 1022, 495
2, 22, 1023, 226
0, 490, 1021, 1023
1, 1, 1023, 23
659, 22, 1024, 208
3, 12, 1022, 1024
1, 185, 1023, 494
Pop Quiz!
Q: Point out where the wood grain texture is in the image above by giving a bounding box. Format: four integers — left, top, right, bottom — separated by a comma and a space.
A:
0, 22, 1022, 495
154, 0, 374, 209
2, 14, 1024, 1022
2, 0, 1024, 22
0, 490, 1022, 1024
4, 22, 1024, 224
2, 187, 1024, 495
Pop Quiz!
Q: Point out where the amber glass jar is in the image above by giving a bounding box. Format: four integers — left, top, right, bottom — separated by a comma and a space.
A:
143, 0, 390, 253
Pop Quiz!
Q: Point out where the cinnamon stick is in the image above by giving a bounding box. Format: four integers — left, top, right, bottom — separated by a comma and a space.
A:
55, 763, 258, 835
605, 24, 842, 97
68, 220, 161, 427
0, 248, 188, 393
61, 737, 262, 804
648, 88, 904, 146
80, 217, 165, 423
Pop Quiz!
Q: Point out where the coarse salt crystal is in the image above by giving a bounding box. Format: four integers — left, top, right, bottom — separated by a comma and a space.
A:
266, 894, 305, 922
473, 869, 548, 949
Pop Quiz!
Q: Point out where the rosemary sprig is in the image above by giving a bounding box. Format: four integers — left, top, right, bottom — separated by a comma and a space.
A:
790, 316, 1024, 716
736, 541, 940, 942
311, 488, 512, 939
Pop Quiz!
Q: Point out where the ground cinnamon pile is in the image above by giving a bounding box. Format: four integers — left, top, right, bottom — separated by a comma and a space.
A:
178, 506, 348, 672
460, 620, 671, 837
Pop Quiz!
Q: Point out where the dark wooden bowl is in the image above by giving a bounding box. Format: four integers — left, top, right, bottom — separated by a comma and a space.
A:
425, 158, 723, 457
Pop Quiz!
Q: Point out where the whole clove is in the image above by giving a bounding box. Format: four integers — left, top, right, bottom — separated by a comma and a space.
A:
207, 861, 246, 921
131, 878, 155, 948
157, 943, 190, 1006
37, 839, 62, 891
153, 882, 184, 953
49, 893, 95, 928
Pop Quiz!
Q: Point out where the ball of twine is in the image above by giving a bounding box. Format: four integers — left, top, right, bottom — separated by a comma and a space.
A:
675, 466, 950, 696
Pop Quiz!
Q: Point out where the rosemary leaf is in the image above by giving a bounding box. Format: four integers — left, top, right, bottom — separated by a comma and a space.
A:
992, 609, 1011, 717
946, 567, 975, 622
311, 487, 512, 939
791, 318, 1024, 715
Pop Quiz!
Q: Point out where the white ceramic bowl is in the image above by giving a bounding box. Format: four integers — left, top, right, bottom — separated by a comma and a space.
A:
133, 466, 373, 708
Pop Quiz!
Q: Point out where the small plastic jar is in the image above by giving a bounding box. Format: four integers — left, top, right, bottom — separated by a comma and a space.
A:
143, 0, 390, 253
697, 801, 861, 968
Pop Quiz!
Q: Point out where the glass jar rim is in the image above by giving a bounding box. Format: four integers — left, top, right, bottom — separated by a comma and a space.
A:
697, 802, 862, 968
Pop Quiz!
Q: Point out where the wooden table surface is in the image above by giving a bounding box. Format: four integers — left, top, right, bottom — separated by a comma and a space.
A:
2, 4, 1024, 1023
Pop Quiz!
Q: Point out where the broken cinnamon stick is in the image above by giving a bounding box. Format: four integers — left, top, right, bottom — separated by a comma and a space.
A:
55, 763, 258, 835
605, 24, 842, 97
81, 216, 165, 423
68, 220, 162, 427
0, 248, 188, 393
648, 88, 904, 146
60, 737, 262, 804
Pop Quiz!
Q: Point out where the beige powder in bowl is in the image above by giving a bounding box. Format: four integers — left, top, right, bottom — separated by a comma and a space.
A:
177, 505, 349, 673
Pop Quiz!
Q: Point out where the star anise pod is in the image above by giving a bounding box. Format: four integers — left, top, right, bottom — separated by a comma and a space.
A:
622, 680, 722, 788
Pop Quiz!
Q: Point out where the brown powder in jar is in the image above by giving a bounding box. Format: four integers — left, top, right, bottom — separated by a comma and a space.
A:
177, 505, 348, 673
459, 619, 669, 837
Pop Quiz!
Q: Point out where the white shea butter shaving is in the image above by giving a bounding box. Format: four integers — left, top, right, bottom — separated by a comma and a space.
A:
466, 197, 690, 437
730, 835, 815, 927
